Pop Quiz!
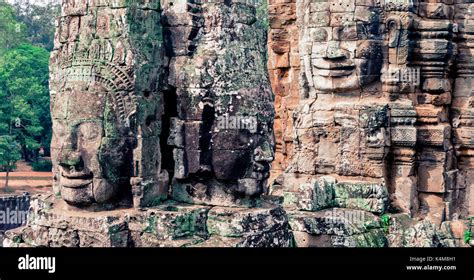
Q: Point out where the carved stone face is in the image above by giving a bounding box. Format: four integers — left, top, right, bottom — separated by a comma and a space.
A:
171, 88, 275, 199
163, 2, 276, 205
301, 0, 384, 92
211, 89, 275, 195
51, 86, 133, 206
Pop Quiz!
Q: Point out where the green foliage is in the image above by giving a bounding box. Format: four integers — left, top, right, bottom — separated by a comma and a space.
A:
0, 2, 27, 54
255, 0, 269, 31
0, 135, 21, 173
464, 218, 474, 244
380, 214, 391, 233
31, 159, 52, 172
464, 229, 471, 244
13, 2, 60, 51
0, 43, 51, 160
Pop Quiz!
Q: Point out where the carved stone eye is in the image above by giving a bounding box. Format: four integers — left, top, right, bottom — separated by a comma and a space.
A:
336, 25, 358, 41
79, 122, 101, 141
310, 28, 329, 42
357, 22, 381, 40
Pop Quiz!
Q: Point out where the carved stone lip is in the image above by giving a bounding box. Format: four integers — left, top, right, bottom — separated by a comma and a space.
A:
60, 177, 93, 188
315, 64, 355, 71
315, 69, 354, 77
314, 64, 355, 71
62, 170, 92, 179
314, 63, 355, 77
60, 171, 93, 188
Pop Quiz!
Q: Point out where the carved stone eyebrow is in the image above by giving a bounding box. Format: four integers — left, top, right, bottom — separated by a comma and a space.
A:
68, 119, 103, 128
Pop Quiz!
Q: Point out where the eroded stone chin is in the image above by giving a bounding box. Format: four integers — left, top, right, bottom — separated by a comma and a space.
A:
61, 184, 94, 206
60, 178, 121, 206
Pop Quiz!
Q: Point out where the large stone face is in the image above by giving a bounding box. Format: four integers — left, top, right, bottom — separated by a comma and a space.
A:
49, 0, 167, 208
163, 1, 275, 206
270, 0, 414, 219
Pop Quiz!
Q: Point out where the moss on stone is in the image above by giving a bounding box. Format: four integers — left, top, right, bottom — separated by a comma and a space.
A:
173, 209, 209, 240
282, 191, 298, 208
12, 235, 22, 244
354, 229, 387, 247
144, 215, 158, 235
147, 194, 169, 207
174, 213, 198, 238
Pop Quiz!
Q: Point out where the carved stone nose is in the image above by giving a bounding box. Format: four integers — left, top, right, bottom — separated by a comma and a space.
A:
59, 150, 82, 168
326, 41, 349, 59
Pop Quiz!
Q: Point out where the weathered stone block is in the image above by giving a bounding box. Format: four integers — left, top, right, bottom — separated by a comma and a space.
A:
389, 164, 418, 215
132, 171, 169, 208
419, 193, 446, 226
418, 164, 447, 193
288, 208, 386, 247
334, 182, 389, 214
391, 126, 417, 146
282, 175, 336, 211
417, 125, 451, 147
207, 204, 288, 237
171, 179, 260, 208
387, 214, 441, 247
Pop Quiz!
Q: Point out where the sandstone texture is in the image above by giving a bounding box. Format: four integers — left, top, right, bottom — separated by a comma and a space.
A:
266, 0, 474, 247
3, 0, 474, 247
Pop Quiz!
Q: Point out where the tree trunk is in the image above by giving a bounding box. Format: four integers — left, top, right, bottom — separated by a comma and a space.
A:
22, 145, 29, 162
5, 168, 9, 189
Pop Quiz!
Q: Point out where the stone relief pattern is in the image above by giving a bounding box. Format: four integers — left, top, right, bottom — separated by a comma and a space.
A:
452, 0, 474, 220
3, 0, 295, 248
268, 0, 474, 237
49, 0, 168, 208
268, 0, 300, 182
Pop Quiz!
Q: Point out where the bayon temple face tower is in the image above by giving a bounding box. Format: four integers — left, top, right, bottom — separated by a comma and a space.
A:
49, 0, 167, 208
270, 0, 474, 225
3, 0, 474, 247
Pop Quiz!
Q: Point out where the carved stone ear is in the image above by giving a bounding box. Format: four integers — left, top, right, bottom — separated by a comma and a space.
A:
385, 13, 411, 65
386, 17, 401, 48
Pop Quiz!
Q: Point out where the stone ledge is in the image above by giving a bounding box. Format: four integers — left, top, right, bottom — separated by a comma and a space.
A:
3, 194, 466, 248
279, 175, 389, 214
288, 208, 387, 247
3, 193, 293, 248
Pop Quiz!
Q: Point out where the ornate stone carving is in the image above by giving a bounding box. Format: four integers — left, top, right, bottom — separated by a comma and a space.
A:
49, 0, 167, 208
272, 0, 412, 205
268, 0, 469, 227
452, 0, 474, 217
163, 1, 275, 207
